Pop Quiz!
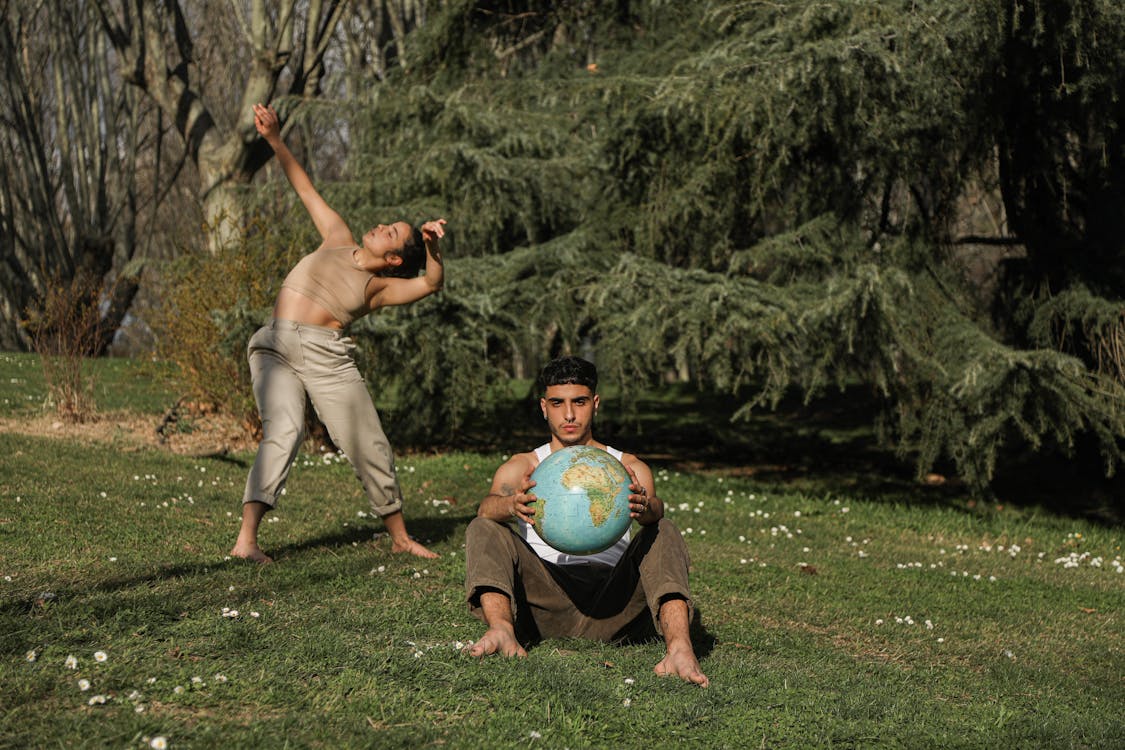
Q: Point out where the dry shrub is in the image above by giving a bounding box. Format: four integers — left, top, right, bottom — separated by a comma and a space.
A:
151, 218, 304, 435
23, 271, 107, 423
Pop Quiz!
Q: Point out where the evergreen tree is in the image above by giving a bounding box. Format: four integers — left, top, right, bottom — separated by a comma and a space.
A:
249, 0, 1124, 495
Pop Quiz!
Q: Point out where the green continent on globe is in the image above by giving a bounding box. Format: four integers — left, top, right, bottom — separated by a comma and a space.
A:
559, 452, 627, 527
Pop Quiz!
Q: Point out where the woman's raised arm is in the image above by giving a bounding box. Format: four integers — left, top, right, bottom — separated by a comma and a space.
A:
254, 104, 351, 246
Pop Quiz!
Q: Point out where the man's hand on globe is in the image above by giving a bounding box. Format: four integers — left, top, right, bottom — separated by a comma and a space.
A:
630, 483, 650, 517
509, 472, 538, 526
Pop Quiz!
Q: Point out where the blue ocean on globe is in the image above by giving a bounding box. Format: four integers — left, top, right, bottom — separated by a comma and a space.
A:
531, 445, 632, 555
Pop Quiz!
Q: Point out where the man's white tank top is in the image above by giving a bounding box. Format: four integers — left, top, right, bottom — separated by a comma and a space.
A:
517, 443, 631, 566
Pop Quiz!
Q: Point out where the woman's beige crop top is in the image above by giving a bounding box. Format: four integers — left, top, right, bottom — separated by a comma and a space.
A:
280, 245, 375, 327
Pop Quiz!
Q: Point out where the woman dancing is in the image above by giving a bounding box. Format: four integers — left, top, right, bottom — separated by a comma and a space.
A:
231, 103, 445, 563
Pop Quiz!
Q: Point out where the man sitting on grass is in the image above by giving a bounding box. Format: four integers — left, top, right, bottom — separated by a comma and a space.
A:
462, 356, 709, 687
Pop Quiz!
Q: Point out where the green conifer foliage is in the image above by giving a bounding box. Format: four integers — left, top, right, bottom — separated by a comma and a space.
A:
249, 0, 1123, 494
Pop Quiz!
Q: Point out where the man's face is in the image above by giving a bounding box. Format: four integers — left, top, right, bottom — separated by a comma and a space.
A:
540, 384, 599, 447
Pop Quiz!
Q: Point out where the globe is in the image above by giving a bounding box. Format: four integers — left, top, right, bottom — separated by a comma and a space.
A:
530, 445, 633, 555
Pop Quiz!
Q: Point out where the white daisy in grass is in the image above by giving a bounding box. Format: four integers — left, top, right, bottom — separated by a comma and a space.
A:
25, 649, 37, 662
94, 651, 108, 662
87, 694, 107, 706
78, 679, 91, 691
150, 737, 168, 749
65, 655, 78, 669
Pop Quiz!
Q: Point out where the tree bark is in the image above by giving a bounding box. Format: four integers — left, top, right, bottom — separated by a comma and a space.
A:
95, 0, 350, 254
0, 0, 143, 353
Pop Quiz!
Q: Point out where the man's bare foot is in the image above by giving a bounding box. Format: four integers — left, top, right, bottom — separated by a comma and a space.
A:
655, 646, 709, 687
230, 542, 273, 564
392, 537, 439, 559
465, 626, 527, 658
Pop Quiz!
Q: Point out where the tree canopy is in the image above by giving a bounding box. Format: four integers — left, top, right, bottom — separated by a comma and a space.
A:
304, 0, 1123, 492
4, 0, 1122, 497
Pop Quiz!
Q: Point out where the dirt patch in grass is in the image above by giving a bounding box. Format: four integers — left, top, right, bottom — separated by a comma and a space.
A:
0, 408, 256, 457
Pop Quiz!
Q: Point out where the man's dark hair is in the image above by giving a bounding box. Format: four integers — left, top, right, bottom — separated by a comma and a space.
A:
380, 225, 426, 279
538, 356, 598, 393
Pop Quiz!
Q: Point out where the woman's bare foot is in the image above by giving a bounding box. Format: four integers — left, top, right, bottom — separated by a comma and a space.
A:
392, 537, 439, 559
654, 646, 709, 687
230, 542, 273, 564
465, 626, 527, 658
231, 502, 272, 562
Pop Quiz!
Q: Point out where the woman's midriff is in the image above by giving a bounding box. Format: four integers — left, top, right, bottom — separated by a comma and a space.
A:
273, 287, 344, 329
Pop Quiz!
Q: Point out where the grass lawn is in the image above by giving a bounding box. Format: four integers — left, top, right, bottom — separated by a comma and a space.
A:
1, 352, 1122, 748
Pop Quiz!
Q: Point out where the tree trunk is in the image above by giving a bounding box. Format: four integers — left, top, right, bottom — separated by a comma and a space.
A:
0, 0, 144, 353
96, 0, 351, 254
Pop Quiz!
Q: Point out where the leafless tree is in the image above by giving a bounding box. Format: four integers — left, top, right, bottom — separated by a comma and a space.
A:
94, 0, 357, 253
0, 0, 147, 352
0, 0, 434, 351
341, 0, 427, 87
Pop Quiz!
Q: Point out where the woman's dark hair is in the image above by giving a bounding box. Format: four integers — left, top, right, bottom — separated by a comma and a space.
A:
380, 225, 426, 278
537, 356, 598, 394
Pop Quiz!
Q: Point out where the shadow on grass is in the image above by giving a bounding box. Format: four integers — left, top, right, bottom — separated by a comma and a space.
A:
609, 607, 716, 664
202, 452, 250, 469
258, 513, 473, 562
415, 382, 1122, 525
0, 514, 476, 641
430, 386, 967, 510
690, 608, 718, 664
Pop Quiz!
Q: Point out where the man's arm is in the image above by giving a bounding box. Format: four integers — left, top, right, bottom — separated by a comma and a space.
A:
623, 454, 664, 525
253, 104, 351, 246
477, 453, 538, 525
